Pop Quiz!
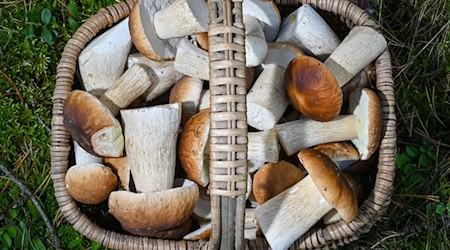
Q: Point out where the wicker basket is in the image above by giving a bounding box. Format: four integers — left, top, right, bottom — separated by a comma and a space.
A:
51, 0, 396, 249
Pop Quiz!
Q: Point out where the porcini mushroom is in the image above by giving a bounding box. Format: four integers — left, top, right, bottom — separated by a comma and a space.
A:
314, 142, 360, 170
78, 18, 132, 96
63, 90, 124, 157
195, 32, 209, 51
104, 157, 131, 190
243, 15, 268, 67
247, 129, 280, 164
65, 163, 117, 204
124, 218, 192, 239
198, 89, 210, 111
109, 179, 199, 233
174, 38, 209, 80
255, 149, 358, 250
243, 0, 281, 42
193, 186, 211, 220
262, 42, 304, 69
169, 76, 204, 125
276, 88, 382, 159
276, 4, 340, 60
73, 141, 102, 166
121, 103, 181, 192
252, 160, 304, 204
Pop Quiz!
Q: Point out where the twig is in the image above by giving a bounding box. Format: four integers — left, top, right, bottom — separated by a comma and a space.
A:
0, 162, 61, 250
0, 70, 24, 103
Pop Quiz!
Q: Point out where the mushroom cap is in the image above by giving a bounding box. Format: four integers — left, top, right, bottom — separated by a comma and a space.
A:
104, 157, 130, 190
129, 0, 180, 61
263, 42, 304, 69
314, 142, 360, 169
123, 217, 192, 239
183, 222, 211, 240
242, 0, 281, 42
252, 160, 304, 204
109, 179, 199, 231
298, 149, 358, 222
179, 109, 210, 187
195, 32, 209, 51
63, 90, 124, 157
349, 88, 382, 160
285, 56, 342, 122
65, 163, 117, 204
169, 76, 204, 125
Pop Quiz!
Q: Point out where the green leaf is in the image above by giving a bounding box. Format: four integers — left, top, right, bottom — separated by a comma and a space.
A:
408, 172, 424, 183
41, 9, 52, 26
68, 17, 79, 30
68, 2, 80, 19
2, 233, 12, 247
91, 241, 102, 250
436, 204, 445, 215
396, 154, 409, 168
427, 148, 437, 161
31, 238, 46, 250
27, 200, 40, 219
418, 154, 433, 167
68, 238, 81, 249
404, 163, 415, 173
41, 28, 53, 44
27, 11, 38, 22
405, 146, 420, 159
6, 226, 17, 238
9, 209, 18, 219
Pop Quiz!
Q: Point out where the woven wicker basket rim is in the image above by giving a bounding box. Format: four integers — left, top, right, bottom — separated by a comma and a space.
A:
51, 0, 396, 249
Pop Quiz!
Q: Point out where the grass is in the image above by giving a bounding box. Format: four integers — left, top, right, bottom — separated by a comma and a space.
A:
0, 0, 449, 249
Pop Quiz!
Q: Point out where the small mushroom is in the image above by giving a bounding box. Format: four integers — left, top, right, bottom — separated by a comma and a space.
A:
255, 149, 358, 250
63, 90, 124, 157
104, 157, 131, 190
248, 129, 280, 164
262, 42, 304, 69
65, 163, 117, 204
174, 38, 209, 80
109, 179, 199, 233
195, 32, 209, 51
276, 88, 382, 160
243, 15, 268, 67
314, 142, 360, 170
169, 76, 204, 125
179, 109, 210, 187
252, 161, 304, 205
243, 0, 281, 42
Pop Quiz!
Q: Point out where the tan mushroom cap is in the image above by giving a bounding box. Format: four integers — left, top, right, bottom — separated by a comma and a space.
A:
63, 90, 124, 157
123, 217, 192, 239
314, 142, 360, 169
183, 222, 211, 240
109, 179, 199, 232
129, 0, 179, 61
195, 32, 209, 51
104, 157, 130, 190
285, 56, 343, 122
349, 88, 382, 160
179, 109, 210, 187
298, 149, 358, 222
65, 163, 117, 204
252, 160, 304, 205
263, 42, 304, 69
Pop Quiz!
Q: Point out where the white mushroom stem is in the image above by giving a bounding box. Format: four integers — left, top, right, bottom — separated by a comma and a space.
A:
324, 26, 387, 87
276, 5, 340, 60
153, 0, 208, 39
78, 18, 132, 96
247, 64, 288, 130
169, 76, 204, 125
276, 115, 357, 156
244, 208, 259, 240
198, 89, 210, 111
323, 209, 341, 225
128, 53, 182, 102
174, 38, 209, 80
242, 0, 280, 42
121, 103, 181, 192
73, 141, 102, 166
255, 175, 333, 250
248, 130, 279, 163
99, 64, 152, 116
244, 15, 268, 67
248, 159, 265, 174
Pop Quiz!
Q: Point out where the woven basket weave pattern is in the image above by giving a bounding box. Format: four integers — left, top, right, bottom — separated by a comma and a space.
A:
51, 0, 396, 249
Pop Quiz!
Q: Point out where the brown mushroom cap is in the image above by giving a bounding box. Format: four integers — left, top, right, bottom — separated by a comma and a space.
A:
285, 56, 342, 122
252, 160, 304, 204
314, 142, 359, 169
183, 222, 211, 240
195, 32, 209, 51
298, 149, 358, 222
104, 157, 130, 190
123, 217, 192, 239
179, 109, 210, 187
65, 163, 117, 204
109, 179, 199, 232
348, 88, 382, 160
63, 90, 124, 157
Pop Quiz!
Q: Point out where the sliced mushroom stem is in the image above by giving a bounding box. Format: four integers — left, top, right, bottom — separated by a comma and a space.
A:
255, 175, 332, 250
276, 4, 340, 60
99, 64, 152, 116
121, 103, 181, 192
248, 159, 265, 174
247, 64, 288, 130
128, 53, 183, 102
73, 141, 102, 166
153, 0, 208, 39
244, 15, 268, 67
174, 38, 209, 80
248, 129, 279, 163
276, 115, 357, 156
198, 89, 210, 111
324, 26, 387, 87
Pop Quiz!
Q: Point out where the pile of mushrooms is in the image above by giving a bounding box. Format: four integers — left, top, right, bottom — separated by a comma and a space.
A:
63, 0, 387, 247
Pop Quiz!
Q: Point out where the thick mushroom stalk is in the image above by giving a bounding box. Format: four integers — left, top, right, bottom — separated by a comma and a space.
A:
244, 15, 268, 67
73, 141, 102, 166
255, 149, 357, 250
121, 103, 181, 192
174, 38, 209, 80
247, 129, 279, 163
153, 0, 208, 39
242, 0, 281, 42
276, 4, 340, 60
276, 88, 382, 158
